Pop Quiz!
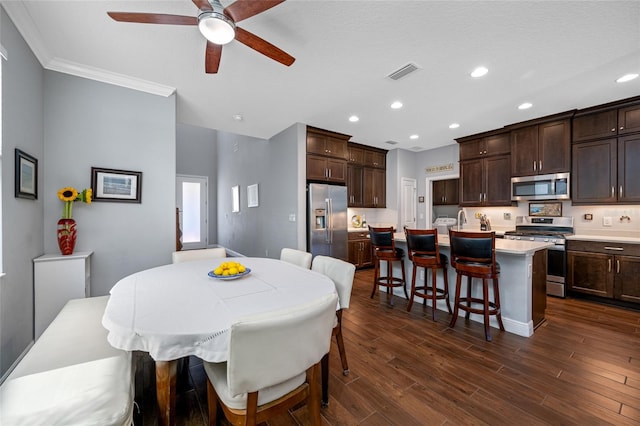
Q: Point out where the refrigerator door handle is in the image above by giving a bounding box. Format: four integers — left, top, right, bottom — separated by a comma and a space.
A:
325, 198, 332, 243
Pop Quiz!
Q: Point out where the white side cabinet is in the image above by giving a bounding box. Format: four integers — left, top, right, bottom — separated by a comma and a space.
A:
33, 251, 93, 339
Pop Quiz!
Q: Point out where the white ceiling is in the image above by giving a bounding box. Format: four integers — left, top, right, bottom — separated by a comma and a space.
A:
4, 1, 640, 151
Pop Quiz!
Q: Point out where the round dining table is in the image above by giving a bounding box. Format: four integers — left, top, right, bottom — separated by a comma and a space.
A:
102, 257, 337, 426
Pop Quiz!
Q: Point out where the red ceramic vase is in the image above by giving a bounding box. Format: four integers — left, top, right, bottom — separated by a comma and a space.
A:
57, 218, 77, 255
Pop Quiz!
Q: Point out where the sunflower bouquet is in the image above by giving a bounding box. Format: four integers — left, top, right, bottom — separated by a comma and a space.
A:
57, 187, 92, 219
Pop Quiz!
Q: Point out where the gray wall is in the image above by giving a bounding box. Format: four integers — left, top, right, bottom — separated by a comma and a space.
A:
216, 123, 304, 257
1, 8, 176, 377
176, 123, 218, 245
1, 8, 45, 376
43, 71, 176, 296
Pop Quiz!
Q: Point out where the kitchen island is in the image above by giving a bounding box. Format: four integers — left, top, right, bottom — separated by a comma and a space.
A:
387, 233, 552, 338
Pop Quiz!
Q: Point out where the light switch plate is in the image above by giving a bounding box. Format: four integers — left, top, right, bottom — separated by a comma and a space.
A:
603, 216, 613, 226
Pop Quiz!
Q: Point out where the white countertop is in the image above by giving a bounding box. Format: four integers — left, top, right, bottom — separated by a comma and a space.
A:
394, 232, 552, 255
567, 234, 640, 244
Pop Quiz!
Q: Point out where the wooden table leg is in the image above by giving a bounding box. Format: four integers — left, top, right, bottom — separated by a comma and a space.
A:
156, 360, 178, 426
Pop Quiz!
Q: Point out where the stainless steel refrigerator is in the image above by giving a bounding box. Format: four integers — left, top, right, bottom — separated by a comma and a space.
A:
307, 183, 348, 261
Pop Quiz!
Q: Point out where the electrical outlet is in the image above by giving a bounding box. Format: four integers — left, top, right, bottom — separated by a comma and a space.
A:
288, 214, 296, 222
603, 216, 613, 226
503, 213, 511, 220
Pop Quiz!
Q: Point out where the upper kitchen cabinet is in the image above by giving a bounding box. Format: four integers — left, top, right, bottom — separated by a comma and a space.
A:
347, 145, 364, 165
572, 135, 640, 204
458, 132, 510, 160
457, 131, 512, 207
307, 126, 350, 159
432, 178, 459, 205
573, 97, 640, 142
510, 113, 572, 177
307, 126, 351, 184
347, 142, 387, 208
363, 149, 386, 169
571, 97, 640, 205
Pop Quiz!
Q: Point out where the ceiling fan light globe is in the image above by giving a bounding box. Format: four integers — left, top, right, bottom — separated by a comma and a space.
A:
198, 12, 235, 45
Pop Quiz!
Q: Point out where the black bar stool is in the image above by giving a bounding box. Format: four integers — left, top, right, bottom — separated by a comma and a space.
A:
448, 230, 504, 341
404, 228, 452, 320
368, 226, 408, 303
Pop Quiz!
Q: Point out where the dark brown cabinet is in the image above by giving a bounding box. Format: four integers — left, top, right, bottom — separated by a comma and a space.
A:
572, 134, 640, 204
363, 168, 385, 207
347, 143, 387, 208
432, 178, 459, 205
567, 240, 640, 304
307, 154, 347, 184
307, 127, 351, 184
459, 155, 512, 207
347, 165, 363, 207
348, 231, 373, 268
510, 119, 571, 176
459, 133, 510, 160
573, 103, 640, 142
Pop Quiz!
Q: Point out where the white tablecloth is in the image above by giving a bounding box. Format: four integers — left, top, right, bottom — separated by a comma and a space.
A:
102, 257, 337, 362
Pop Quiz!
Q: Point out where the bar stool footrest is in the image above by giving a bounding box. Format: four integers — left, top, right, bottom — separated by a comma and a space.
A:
457, 297, 500, 316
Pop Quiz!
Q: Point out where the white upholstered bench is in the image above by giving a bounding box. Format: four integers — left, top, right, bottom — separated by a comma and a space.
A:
0, 296, 134, 425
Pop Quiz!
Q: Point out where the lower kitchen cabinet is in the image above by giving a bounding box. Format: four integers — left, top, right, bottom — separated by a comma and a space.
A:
567, 240, 640, 304
348, 231, 372, 268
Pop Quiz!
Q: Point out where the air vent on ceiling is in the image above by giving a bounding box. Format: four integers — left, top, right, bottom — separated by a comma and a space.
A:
387, 63, 420, 81
385, 140, 399, 145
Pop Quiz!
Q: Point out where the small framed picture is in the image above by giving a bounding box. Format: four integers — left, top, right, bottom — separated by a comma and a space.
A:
15, 149, 38, 200
247, 184, 259, 208
91, 167, 142, 203
529, 202, 562, 217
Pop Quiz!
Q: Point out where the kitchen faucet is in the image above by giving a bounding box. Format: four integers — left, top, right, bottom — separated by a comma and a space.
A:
457, 209, 466, 231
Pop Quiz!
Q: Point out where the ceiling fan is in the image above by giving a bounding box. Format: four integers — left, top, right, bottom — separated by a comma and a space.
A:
107, 0, 295, 74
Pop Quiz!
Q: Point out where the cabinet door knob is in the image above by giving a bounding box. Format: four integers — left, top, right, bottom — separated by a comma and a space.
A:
616, 259, 620, 274
539, 160, 542, 171
608, 258, 612, 272
611, 186, 615, 197
611, 128, 616, 132
533, 161, 537, 171
619, 126, 624, 130
619, 185, 623, 198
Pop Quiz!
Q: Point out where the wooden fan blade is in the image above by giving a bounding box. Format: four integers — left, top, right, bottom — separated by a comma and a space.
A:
235, 27, 295, 66
205, 41, 223, 74
225, 0, 286, 23
192, 0, 213, 12
107, 12, 198, 25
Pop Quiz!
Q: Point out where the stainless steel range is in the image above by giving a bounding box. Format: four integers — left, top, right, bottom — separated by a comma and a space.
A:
504, 216, 574, 298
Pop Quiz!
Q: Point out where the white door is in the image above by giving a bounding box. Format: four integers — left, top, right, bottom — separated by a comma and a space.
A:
400, 177, 417, 230
176, 175, 208, 250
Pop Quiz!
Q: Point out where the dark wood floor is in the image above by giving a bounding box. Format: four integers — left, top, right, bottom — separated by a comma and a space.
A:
134, 268, 640, 425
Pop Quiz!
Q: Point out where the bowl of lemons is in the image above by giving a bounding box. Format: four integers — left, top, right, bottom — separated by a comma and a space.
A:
208, 261, 251, 280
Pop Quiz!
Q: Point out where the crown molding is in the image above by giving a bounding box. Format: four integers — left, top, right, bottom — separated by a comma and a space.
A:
1, 1, 176, 97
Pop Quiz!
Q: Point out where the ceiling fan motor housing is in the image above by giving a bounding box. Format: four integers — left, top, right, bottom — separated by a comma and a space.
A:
198, 0, 235, 45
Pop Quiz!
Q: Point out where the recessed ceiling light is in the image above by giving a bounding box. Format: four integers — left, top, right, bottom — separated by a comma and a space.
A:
409, 134, 419, 140
348, 115, 359, 122
470, 66, 488, 78
449, 123, 460, 129
390, 101, 403, 109
232, 114, 243, 121
616, 73, 639, 83
518, 102, 533, 110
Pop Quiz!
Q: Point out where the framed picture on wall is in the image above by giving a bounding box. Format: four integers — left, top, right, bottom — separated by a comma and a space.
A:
15, 149, 38, 200
91, 167, 142, 203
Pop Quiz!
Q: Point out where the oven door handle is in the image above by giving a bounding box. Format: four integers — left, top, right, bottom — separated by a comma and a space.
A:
546, 245, 565, 251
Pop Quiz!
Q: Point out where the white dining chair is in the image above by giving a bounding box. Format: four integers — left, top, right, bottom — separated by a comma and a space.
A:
203, 292, 338, 426
311, 255, 356, 405
280, 248, 312, 269
171, 247, 226, 263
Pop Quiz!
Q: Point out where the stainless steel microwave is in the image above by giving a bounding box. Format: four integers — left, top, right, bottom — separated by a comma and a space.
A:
511, 172, 570, 201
